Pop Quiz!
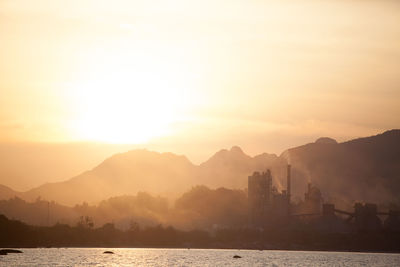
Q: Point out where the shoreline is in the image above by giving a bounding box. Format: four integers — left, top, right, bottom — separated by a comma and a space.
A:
2, 246, 399, 254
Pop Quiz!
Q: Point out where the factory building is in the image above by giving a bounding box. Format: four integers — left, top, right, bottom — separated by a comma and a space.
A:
248, 165, 399, 232
248, 165, 291, 226
248, 170, 272, 226
303, 183, 323, 214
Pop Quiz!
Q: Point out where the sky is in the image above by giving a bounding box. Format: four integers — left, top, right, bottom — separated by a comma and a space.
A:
0, 0, 400, 189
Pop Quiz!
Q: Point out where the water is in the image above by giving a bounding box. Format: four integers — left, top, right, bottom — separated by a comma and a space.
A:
1, 248, 400, 267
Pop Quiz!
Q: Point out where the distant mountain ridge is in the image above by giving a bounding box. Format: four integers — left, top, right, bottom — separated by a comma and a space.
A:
0, 147, 281, 205
1, 130, 399, 208
283, 129, 400, 208
198, 146, 284, 189
0, 184, 22, 200
23, 150, 197, 205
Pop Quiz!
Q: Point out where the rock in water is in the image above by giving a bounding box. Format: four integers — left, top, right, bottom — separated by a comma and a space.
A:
103, 251, 114, 254
233, 255, 242, 258
0, 249, 23, 254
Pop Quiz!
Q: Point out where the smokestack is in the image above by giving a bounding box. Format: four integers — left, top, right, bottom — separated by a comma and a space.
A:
287, 164, 291, 215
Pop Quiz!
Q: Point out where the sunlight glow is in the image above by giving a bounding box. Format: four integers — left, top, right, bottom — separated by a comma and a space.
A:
68, 59, 194, 144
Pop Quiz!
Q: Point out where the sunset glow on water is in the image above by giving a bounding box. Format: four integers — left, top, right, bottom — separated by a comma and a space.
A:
2, 248, 400, 267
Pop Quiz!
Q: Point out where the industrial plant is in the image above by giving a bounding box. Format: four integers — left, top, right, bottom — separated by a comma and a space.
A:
248, 165, 400, 232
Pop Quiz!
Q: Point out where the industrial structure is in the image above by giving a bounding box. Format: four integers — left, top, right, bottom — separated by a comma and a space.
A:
248, 165, 400, 232
248, 165, 292, 226
322, 202, 400, 232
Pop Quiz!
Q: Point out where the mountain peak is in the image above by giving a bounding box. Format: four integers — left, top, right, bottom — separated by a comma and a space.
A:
315, 137, 337, 144
382, 129, 400, 136
201, 146, 250, 166
230, 146, 244, 154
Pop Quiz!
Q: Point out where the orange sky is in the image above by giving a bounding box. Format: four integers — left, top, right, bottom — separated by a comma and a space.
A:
1, 0, 399, 163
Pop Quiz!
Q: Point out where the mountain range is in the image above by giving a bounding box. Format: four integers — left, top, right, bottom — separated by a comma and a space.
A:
0, 130, 399, 208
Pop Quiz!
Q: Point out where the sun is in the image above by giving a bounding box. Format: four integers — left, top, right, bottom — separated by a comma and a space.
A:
67, 59, 194, 144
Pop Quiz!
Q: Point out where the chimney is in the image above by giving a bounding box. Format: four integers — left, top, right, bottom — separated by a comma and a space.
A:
287, 164, 291, 215
287, 165, 291, 199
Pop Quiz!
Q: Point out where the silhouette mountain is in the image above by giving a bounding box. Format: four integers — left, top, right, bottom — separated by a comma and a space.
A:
198, 146, 284, 189
23, 150, 197, 205
0, 147, 279, 205
0, 130, 399, 208
0, 184, 21, 200
283, 129, 400, 208
315, 137, 338, 144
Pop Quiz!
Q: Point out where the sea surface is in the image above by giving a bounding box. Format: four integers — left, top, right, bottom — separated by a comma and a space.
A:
1, 248, 400, 267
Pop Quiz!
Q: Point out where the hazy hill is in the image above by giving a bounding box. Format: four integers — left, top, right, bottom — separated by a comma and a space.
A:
0, 188, 247, 230
283, 130, 400, 209
22, 150, 197, 205
0, 130, 399, 208
0, 147, 279, 206
198, 146, 285, 189
0, 142, 137, 191
0, 184, 21, 200
173, 185, 248, 229
0, 197, 76, 226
